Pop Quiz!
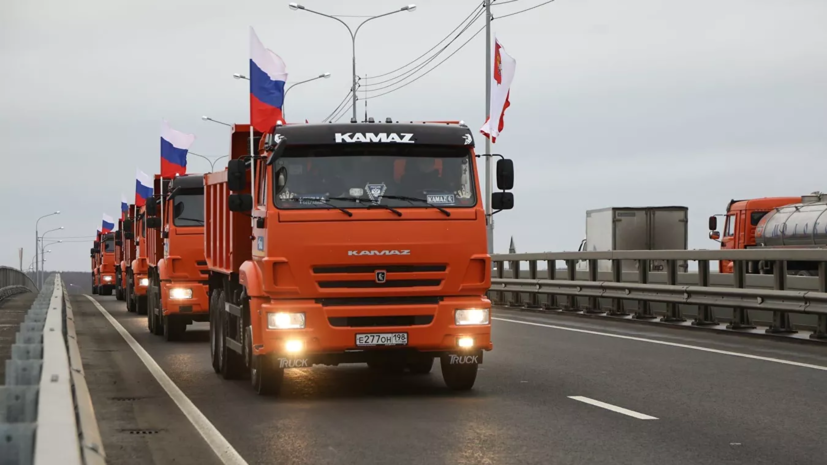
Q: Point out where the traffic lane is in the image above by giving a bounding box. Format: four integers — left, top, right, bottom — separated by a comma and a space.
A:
86, 295, 815, 465
492, 307, 827, 367
95, 295, 676, 465
492, 309, 827, 464
72, 295, 224, 465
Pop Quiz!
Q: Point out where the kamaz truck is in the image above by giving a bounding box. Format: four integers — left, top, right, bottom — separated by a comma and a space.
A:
205, 121, 515, 396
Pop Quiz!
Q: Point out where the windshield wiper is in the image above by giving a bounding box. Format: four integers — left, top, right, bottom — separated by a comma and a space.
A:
382, 195, 451, 217
328, 197, 402, 217
284, 196, 353, 217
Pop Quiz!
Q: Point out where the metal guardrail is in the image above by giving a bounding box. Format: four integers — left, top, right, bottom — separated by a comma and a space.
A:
0, 266, 38, 293
0, 274, 105, 464
489, 249, 827, 340
0, 286, 31, 304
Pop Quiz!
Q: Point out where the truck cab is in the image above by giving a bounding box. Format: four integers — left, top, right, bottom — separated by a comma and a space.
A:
129, 201, 157, 315
206, 121, 515, 395
145, 174, 209, 340
709, 196, 801, 273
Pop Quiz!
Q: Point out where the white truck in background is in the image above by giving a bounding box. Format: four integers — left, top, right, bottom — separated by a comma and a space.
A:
576, 206, 689, 273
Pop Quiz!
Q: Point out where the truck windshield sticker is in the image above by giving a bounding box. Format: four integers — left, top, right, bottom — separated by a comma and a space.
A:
366, 183, 386, 203
426, 193, 456, 205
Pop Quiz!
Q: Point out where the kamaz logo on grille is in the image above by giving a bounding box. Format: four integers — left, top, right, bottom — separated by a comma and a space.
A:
348, 250, 411, 256
335, 133, 415, 144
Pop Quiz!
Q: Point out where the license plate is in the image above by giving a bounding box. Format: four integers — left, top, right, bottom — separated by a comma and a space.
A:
356, 332, 408, 347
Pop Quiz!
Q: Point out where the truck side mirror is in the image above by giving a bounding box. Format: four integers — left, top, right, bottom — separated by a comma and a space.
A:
228, 159, 247, 192
491, 192, 514, 211
229, 194, 253, 212
147, 217, 161, 229
708, 216, 717, 230
125, 232, 134, 240
146, 198, 158, 217
496, 159, 514, 190
90, 248, 95, 255
123, 219, 133, 231
275, 167, 288, 195
709, 230, 720, 241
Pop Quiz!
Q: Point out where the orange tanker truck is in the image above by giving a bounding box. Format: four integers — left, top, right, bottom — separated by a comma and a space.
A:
143, 174, 209, 340
205, 121, 515, 396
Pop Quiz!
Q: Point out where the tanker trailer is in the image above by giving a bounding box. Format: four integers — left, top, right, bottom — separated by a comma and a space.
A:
754, 193, 827, 276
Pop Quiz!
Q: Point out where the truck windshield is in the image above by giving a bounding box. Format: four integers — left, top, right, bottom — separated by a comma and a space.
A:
105, 239, 114, 252
173, 193, 205, 227
272, 145, 475, 210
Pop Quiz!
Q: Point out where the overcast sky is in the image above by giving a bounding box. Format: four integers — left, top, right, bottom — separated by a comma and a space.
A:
1, 0, 826, 271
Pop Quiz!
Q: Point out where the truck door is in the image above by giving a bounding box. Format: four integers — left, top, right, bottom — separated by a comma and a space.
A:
719, 212, 738, 272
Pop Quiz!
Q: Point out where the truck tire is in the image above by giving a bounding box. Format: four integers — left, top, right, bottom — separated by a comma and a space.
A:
251, 354, 284, 396
440, 354, 478, 391
147, 286, 155, 333
152, 286, 164, 336
218, 292, 244, 380
164, 316, 185, 342
116, 287, 124, 301
92, 285, 98, 295
407, 357, 434, 375
136, 295, 148, 315
210, 291, 220, 373
126, 276, 135, 313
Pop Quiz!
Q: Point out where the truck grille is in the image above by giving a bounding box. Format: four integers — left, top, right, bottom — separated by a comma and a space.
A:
313, 263, 447, 290
316, 296, 441, 307
328, 315, 434, 328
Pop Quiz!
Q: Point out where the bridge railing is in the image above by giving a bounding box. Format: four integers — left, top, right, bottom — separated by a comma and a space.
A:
0, 267, 39, 303
0, 274, 105, 464
489, 249, 827, 340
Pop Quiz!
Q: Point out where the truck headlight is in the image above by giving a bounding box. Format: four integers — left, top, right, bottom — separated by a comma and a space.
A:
455, 308, 489, 325
267, 312, 305, 330
170, 288, 193, 300
103, 276, 113, 282
139, 278, 149, 286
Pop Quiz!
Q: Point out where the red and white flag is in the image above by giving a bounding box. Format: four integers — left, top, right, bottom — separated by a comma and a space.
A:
480, 36, 516, 143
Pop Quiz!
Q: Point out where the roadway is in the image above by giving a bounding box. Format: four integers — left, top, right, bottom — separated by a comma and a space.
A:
72, 294, 827, 465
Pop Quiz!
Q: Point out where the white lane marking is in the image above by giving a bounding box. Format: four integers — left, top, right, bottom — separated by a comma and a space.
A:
568, 396, 658, 420
83, 295, 248, 465
493, 317, 827, 372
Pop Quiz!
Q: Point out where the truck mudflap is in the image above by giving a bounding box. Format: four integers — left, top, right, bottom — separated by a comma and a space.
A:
273, 348, 484, 369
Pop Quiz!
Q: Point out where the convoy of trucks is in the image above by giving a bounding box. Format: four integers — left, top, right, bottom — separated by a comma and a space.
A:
576, 206, 689, 272
709, 193, 827, 275
89, 119, 515, 396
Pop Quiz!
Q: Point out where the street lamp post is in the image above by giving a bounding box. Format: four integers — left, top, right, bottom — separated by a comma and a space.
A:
201, 116, 232, 127
40, 226, 63, 286
289, 3, 416, 122
189, 152, 229, 172
35, 210, 59, 289
282, 73, 331, 119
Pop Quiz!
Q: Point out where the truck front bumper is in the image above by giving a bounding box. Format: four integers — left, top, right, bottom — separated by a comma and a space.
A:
250, 296, 492, 360
161, 281, 209, 316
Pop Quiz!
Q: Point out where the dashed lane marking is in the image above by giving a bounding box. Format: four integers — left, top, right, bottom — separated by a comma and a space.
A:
568, 396, 658, 420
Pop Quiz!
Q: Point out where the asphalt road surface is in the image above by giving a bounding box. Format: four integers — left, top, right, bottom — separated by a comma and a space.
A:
73, 294, 827, 465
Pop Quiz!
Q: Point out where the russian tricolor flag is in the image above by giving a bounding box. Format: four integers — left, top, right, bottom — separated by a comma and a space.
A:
102, 214, 115, 234
135, 169, 153, 207
250, 27, 288, 133
121, 194, 129, 219
160, 120, 195, 178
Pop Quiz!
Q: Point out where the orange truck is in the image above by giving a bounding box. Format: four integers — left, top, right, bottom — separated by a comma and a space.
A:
90, 233, 100, 293
205, 122, 515, 396
92, 231, 117, 295
115, 206, 136, 301
143, 174, 210, 340
128, 195, 160, 315
709, 195, 803, 273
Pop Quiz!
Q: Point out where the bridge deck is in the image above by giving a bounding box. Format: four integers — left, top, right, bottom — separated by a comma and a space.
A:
73, 294, 827, 465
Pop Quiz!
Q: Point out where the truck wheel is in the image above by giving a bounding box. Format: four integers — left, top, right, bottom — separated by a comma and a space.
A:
136, 295, 148, 315
164, 316, 185, 341
151, 286, 164, 336
210, 291, 221, 373
218, 292, 244, 380
407, 357, 434, 375
251, 354, 284, 396
147, 286, 156, 333
440, 354, 479, 391
116, 287, 124, 301
92, 286, 98, 295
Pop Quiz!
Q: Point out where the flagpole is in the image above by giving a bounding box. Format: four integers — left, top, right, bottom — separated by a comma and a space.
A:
484, 0, 494, 255
250, 126, 256, 205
